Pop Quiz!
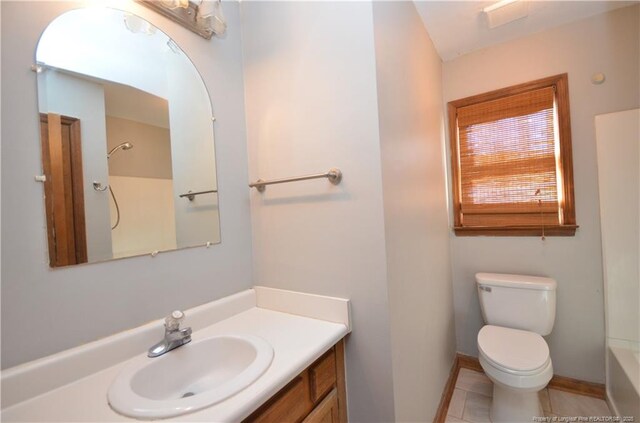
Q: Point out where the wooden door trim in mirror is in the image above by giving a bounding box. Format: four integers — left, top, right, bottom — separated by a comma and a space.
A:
40, 113, 88, 267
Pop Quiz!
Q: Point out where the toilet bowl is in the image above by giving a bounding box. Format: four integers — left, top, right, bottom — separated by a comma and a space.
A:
478, 325, 553, 422
475, 273, 557, 423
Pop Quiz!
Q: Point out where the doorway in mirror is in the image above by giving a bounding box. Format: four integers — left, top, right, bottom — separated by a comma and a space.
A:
39, 112, 88, 267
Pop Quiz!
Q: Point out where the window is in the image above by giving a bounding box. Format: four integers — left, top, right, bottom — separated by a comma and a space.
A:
447, 74, 577, 236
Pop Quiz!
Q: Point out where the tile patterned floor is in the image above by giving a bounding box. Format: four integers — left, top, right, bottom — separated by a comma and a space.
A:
446, 368, 611, 423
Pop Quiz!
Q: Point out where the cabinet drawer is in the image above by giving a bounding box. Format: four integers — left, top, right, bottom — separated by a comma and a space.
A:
309, 349, 337, 403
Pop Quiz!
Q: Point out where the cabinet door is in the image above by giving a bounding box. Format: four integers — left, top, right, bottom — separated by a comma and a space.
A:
247, 374, 313, 423
303, 389, 339, 423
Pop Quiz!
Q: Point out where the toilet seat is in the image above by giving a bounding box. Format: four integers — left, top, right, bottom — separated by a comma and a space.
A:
478, 325, 550, 376
478, 325, 553, 392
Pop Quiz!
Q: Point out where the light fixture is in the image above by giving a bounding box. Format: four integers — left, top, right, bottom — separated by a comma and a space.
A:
197, 0, 226, 36
137, 0, 226, 39
483, 0, 518, 13
160, 0, 189, 10
483, 0, 528, 29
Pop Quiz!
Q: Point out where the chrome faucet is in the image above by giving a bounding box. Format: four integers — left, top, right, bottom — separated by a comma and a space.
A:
148, 310, 192, 358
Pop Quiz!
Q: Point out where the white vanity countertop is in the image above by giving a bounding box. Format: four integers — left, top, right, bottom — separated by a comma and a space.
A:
1, 287, 351, 422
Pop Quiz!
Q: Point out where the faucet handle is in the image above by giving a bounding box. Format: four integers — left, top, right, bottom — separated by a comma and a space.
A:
165, 310, 185, 331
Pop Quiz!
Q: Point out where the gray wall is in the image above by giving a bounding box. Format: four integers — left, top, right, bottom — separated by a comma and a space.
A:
0, 1, 253, 369
372, 2, 456, 421
241, 2, 396, 421
442, 5, 640, 383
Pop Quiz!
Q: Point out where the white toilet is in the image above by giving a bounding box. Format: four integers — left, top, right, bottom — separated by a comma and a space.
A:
476, 272, 557, 423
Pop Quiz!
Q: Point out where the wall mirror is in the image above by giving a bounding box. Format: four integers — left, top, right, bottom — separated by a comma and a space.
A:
35, 7, 220, 268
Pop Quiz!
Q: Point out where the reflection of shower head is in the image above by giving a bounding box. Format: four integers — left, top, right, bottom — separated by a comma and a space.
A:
107, 142, 134, 158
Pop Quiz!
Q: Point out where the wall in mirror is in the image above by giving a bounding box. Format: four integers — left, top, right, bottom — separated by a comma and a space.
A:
35, 7, 220, 267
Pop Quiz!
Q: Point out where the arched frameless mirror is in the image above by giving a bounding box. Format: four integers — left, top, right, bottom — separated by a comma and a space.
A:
35, 7, 220, 268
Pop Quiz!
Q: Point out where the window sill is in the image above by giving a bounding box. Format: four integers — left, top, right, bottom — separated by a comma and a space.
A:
453, 225, 578, 237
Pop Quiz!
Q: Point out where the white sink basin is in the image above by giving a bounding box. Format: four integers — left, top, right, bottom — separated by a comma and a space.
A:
108, 334, 274, 419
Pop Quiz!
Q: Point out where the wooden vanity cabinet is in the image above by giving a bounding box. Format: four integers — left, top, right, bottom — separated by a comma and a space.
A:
243, 339, 347, 423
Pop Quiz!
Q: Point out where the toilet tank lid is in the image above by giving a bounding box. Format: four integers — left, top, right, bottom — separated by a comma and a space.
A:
476, 273, 557, 291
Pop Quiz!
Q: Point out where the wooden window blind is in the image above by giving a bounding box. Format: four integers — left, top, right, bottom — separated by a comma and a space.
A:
448, 74, 577, 236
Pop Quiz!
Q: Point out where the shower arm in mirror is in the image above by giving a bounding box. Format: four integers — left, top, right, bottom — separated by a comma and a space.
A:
137, 0, 226, 40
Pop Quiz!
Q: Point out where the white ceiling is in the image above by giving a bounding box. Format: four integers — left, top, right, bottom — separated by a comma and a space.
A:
413, 1, 637, 61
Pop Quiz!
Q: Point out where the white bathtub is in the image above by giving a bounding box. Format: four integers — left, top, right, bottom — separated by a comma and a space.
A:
607, 343, 640, 419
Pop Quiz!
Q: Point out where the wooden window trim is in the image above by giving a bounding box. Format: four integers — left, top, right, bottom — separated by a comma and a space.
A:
448, 74, 577, 237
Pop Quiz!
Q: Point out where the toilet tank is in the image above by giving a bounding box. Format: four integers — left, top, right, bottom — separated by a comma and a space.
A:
476, 273, 557, 336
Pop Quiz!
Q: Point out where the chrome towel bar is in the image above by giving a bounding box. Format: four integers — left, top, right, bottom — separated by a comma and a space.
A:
249, 168, 342, 192
179, 189, 218, 201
